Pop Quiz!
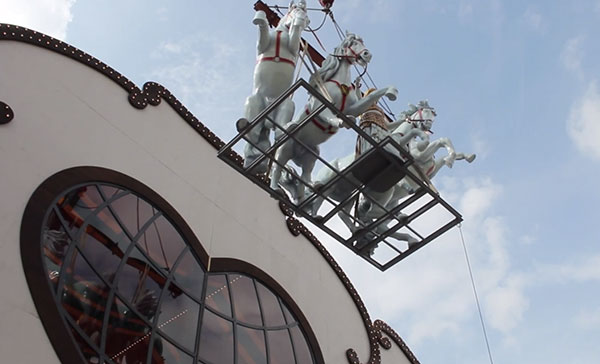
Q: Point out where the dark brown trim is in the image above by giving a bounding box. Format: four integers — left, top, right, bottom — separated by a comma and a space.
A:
210, 258, 325, 364
0, 101, 13, 124
21, 166, 325, 364
280, 202, 419, 364
3, 21, 418, 364
0, 24, 243, 165
374, 320, 421, 364
20, 166, 210, 364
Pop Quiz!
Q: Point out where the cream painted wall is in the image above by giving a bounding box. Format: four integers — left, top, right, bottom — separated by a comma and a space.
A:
0, 39, 415, 363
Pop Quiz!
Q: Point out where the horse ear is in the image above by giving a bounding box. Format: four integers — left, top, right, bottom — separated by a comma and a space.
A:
289, 0, 295, 8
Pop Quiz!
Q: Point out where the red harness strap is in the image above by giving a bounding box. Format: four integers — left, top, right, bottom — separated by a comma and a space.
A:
326, 79, 354, 112
257, 31, 296, 67
306, 108, 337, 134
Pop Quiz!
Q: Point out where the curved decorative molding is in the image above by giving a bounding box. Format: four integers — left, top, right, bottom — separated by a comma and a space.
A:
0, 24, 243, 165
0, 101, 13, 124
2, 22, 417, 364
374, 320, 420, 364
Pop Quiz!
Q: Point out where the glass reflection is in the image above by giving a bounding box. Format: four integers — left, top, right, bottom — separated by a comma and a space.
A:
155, 335, 194, 364
105, 297, 156, 363
199, 309, 234, 364
137, 215, 185, 271
256, 283, 285, 328
205, 275, 232, 317
267, 330, 295, 364
237, 326, 266, 364
43, 184, 318, 364
117, 247, 163, 321
61, 249, 109, 345
230, 275, 262, 326
172, 249, 205, 299
110, 193, 155, 238
290, 325, 313, 364
157, 283, 199, 351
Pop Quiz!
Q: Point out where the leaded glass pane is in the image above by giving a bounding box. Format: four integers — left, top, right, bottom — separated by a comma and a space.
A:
237, 326, 266, 364
110, 193, 155, 238
205, 275, 232, 317
290, 325, 314, 364
256, 283, 286, 328
61, 249, 109, 342
173, 249, 205, 299
267, 329, 295, 364
157, 283, 200, 351
37, 181, 318, 364
156, 335, 194, 364
198, 309, 234, 364
230, 275, 262, 326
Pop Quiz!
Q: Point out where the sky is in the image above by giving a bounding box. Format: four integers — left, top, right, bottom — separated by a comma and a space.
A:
2, 0, 600, 363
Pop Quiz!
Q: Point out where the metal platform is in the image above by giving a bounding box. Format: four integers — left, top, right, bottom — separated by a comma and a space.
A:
218, 79, 462, 271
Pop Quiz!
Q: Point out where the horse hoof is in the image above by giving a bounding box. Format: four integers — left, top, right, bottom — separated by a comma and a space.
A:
466, 154, 476, 163
236, 118, 250, 132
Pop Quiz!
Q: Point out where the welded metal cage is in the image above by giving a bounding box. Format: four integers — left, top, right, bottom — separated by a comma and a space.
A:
218, 79, 462, 271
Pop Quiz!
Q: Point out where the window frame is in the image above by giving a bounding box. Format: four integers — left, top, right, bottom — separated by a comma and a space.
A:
21, 166, 324, 364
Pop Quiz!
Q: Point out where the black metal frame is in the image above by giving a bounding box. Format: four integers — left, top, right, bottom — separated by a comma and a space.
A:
218, 79, 462, 271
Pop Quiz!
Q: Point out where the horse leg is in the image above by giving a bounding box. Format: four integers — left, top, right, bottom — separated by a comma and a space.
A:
241, 94, 271, 173
270, 141, 295, 194
297, 152, 317, 202
455, 152, 476, 163
273, 97, 295, 140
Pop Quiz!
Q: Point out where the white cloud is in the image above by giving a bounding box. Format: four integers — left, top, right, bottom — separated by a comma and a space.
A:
0, 0, 76, 40
149, 34, 252, 140
523, 7, 545, 33
458, 1, 474, 20
485, 275, 528, 332
567, 81, 600, 160
561, 36, 585, 79
314, 176, 532, 344
536, 254, 600, 283
574, 307, 600, 330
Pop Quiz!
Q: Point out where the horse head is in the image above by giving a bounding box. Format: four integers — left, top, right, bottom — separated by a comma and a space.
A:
277, 0, 309, 30
311, 32, 370, 85
407, 100, 436, 132
337, 32, 371, 66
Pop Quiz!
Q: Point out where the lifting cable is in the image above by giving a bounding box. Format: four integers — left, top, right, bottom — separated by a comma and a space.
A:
328, 11, 396, 118
458, 223, 495, 364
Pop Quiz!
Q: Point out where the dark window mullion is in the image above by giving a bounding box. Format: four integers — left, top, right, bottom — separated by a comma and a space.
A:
99, 212, 163, 356
253, 278, 270, 364
145, 245, 191, 364
193, 264, 210, 362
279, 296, 299, 364
226, 273, 238, 364
96, 185, 138, 241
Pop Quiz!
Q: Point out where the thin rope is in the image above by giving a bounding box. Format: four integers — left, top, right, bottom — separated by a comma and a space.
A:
458, 224, 495, 364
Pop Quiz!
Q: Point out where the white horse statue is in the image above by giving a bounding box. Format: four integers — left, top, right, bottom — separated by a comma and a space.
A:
237, 1, 310, 173
269, 32, 398, 200
356, 101, 476, 252
306, 101, 476, 253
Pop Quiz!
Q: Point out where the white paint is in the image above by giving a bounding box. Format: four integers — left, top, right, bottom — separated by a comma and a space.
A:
0, 40, 414, 363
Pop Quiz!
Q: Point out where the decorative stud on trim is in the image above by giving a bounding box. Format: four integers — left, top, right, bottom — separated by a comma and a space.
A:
0, 101, 13, 124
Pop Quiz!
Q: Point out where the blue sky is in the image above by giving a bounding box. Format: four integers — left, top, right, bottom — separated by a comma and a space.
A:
2, 0, 600, 363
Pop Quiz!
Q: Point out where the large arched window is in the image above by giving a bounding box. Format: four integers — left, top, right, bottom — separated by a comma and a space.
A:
21, 167, 321, 364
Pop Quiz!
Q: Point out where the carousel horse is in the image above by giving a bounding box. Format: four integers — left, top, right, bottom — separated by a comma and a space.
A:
356, 101, 476, 229
299, 107, 429, 246
237, 0, 310, 173
269, 32, 398, 200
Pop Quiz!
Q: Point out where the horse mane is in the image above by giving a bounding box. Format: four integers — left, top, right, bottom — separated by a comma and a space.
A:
310, 32, 360, 86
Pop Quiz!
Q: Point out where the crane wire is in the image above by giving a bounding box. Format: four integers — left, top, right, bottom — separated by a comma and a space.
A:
458, 223, 495, 364
328, 11, 396, 118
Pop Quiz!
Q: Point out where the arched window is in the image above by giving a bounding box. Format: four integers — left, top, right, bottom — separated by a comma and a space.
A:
21, 167, 320, 364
